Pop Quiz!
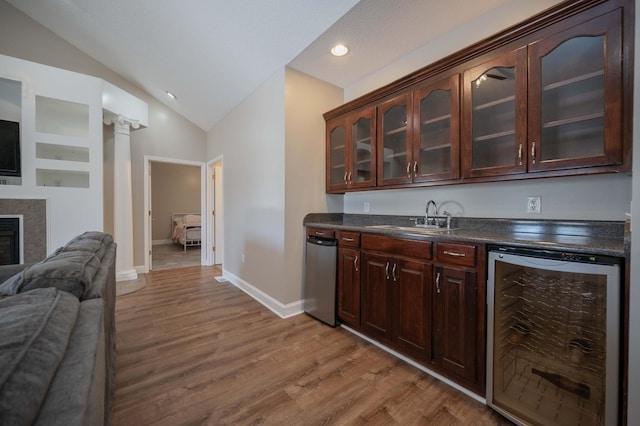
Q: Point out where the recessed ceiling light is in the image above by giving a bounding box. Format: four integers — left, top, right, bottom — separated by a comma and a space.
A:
331, 44, 349, 57
166, 91, 177, 100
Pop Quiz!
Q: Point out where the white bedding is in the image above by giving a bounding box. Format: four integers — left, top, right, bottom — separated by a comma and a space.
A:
171, 213, 201, 250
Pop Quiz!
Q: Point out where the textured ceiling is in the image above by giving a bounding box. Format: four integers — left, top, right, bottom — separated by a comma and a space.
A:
8, 0, 563, 132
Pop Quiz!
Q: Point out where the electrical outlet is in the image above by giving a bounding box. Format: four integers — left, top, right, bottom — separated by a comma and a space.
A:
527, 196, 541, 214
364, 202, 370, 213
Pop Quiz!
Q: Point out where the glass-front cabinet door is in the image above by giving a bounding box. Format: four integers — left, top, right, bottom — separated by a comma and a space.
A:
377, 94, 412, 186
463, 48, 527, 178
326, 118, 348, 192
528, 10, 622, 172
413, 74, 460, 182
326, 108, 376, 192
349, 108, 376, 189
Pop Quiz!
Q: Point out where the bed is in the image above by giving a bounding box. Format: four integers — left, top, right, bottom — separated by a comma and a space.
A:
171, 213, 202, 251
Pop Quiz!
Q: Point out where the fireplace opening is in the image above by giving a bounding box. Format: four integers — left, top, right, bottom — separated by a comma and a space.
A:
0, 217, 20, 265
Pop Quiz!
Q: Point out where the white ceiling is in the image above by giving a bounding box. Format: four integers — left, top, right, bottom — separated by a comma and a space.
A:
8, 0, 549, 132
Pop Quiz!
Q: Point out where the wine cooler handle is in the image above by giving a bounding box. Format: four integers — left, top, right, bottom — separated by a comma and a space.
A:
435, 271, 441, 294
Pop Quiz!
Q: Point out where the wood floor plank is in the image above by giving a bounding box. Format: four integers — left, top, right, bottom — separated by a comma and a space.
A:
113, 266, 511, 425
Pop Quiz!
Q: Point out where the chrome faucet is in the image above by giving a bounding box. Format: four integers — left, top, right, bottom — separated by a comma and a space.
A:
425, 200, 438, 225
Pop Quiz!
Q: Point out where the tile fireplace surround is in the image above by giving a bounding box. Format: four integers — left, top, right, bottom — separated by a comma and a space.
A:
0, 198, 46, 263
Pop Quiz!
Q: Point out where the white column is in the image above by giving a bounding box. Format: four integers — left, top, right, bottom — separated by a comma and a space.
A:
104, 114, 139, 281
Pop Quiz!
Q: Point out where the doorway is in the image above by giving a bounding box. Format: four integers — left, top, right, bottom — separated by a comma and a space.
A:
143, 156, 206, 272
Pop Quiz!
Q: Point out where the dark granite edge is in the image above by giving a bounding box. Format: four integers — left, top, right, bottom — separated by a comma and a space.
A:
304, 213, 623, 237
303, 213, 626, 257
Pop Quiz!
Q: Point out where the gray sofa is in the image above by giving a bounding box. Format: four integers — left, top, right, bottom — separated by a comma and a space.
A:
0, 231, 116, 425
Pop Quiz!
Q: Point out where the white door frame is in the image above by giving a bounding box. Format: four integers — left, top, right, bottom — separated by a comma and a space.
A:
143, 155, 207, 273
206, 156, 223, 266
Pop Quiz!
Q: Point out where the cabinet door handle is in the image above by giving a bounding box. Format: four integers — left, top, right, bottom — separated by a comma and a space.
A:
347, 171, 352, 183
342, 237, 354, 242
435, 271, 441, 294
413, 160, 418, 178
354, 256, 359, 272
531, 142, 536, 164
392, 263, 397, 282
343, 172, 348, 183
385, 261, 390, 280
518, 144, 523, 166
443, 250, 466, 257
406, 162, 411, 178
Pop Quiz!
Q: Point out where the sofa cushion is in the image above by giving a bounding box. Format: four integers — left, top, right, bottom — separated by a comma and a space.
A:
0, 288, 79, 424
68, 231, 114, 247
0, 250, 101, 299
56, 238, 106, 261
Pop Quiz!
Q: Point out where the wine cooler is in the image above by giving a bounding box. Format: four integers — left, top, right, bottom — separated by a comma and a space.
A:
487, 246, 621, 426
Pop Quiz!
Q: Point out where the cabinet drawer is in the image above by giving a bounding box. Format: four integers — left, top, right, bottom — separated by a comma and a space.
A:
362, 234, 432, 260
435, 242, 476, 267
306, 227, 335, 239
337, 231, 360, 247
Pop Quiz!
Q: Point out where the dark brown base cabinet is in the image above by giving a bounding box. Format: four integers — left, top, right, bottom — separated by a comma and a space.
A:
336, 232, 362, 327
361, 252, 432, 360
336, 232, 486, 395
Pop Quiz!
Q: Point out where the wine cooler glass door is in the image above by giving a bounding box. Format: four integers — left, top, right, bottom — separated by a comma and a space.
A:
486, 249, 620, 426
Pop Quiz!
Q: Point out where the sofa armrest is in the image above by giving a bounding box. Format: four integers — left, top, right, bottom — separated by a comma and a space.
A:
0, 264, 33, 284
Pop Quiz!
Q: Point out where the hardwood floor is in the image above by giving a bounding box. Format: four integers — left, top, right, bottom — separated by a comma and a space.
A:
113, 266, 511, 425
151, 243, 202, 271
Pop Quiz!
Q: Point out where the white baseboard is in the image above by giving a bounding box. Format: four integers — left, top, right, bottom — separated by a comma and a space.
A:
152, 239, 173, 245
135, 265, 147, 274
221, 269, 303, 319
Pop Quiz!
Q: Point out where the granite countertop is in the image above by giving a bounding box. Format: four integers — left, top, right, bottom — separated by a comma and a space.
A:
303, 213, 627, 258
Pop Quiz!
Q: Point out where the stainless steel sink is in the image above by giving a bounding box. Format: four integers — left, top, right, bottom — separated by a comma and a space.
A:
365, 224, 456, 233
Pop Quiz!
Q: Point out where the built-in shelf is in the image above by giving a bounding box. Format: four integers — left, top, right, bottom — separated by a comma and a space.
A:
384, 126, 407, 137
474, 129, 516, 142
36, 169, 89, 188
36, 142, 90, 162
473, 95, 516, 112
543, 112, 604, 129
543, 70, 604, 92
35, 96, 90, 138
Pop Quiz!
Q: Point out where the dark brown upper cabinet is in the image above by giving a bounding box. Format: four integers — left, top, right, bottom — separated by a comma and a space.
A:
324, 0, 631, 193
528, 9, 622, 172
377, 94, 413, 186
326, 107, 376, 192
462, 48, 528, 179
413, 74, 461, 182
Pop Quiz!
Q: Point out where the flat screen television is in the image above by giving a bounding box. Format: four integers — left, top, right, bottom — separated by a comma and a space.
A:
0, 120, 21, 185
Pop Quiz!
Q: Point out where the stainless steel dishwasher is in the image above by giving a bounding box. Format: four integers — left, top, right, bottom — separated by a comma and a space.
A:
304, 234, 337, 326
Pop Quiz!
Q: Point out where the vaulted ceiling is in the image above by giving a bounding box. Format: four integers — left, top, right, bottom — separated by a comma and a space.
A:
8, 0, 559, 131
